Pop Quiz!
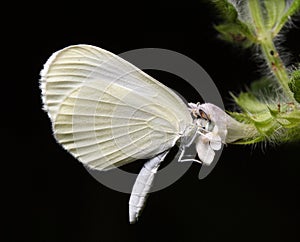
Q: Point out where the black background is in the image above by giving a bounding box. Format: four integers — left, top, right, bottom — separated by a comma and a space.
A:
6, 2, 300, 242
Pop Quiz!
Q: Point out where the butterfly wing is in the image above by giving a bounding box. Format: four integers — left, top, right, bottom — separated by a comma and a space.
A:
40, 45, 192, 170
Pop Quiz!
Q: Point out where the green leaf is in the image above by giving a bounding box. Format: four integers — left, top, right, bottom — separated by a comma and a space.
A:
215, 23, 254, 47
264, 0, 286, 30
248, 0, 266, 37
209, 0, 256, 47
273, 0, 300, 36
288, 69, 300, 103
210, 0, 238, 22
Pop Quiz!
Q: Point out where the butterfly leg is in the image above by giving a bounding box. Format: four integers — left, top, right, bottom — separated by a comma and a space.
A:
177, 146, 202, 163
129, 150, 169, 224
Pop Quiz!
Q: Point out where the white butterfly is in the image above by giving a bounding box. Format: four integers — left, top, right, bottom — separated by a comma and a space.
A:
40, 45, 227, 223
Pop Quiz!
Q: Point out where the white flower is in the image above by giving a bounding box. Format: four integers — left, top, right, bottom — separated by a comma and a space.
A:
188, 103, 254, 165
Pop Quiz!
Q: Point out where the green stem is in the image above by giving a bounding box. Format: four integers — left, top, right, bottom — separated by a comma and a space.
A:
260, 37, 294, 100
248, 0, 296, 102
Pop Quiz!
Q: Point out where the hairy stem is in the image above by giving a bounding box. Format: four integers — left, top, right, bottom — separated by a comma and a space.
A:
248, 0, 296, 102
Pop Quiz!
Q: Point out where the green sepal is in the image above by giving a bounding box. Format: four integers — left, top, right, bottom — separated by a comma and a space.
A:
249, 77, 278, 97
230, 90, 300, 144
230, 92, 267, 113
231, 135, 265, 145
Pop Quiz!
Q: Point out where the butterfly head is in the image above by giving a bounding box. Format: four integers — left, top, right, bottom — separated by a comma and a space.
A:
188, 102, 215, 132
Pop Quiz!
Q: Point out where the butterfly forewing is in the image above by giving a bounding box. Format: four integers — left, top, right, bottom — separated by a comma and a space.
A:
41, 45, 193, 170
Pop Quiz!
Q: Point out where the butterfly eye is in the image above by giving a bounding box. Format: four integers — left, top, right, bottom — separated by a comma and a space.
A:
199, 110, 210, 120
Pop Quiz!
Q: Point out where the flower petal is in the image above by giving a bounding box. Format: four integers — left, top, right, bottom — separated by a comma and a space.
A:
196, 136, 215, 166
206, 132, 222, 150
